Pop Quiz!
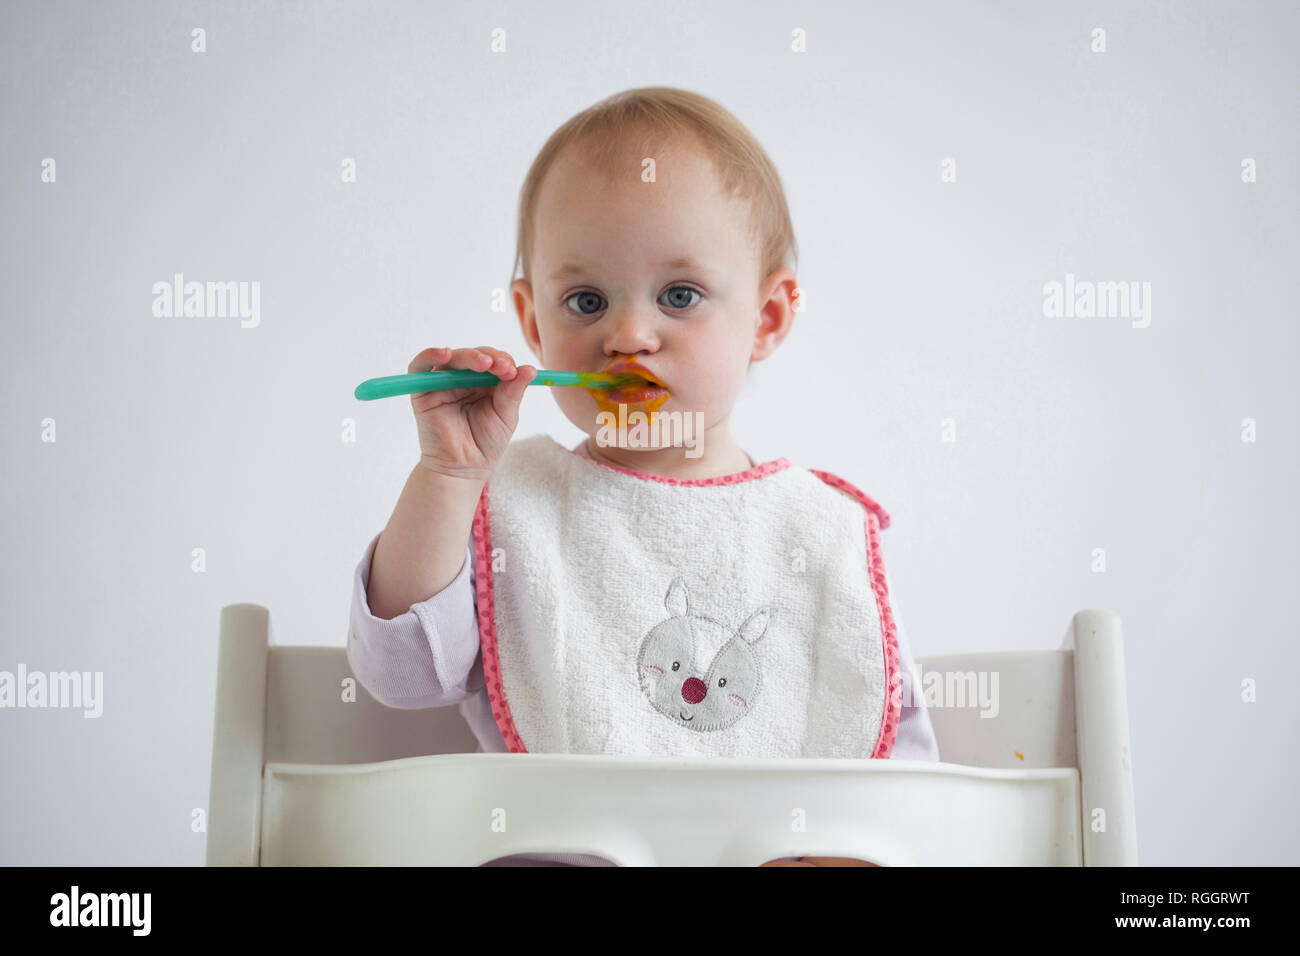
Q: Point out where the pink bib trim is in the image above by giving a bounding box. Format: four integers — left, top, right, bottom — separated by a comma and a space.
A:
472, 484, 529, 753
864, 509, 901, 758
808, 469, 891, 530
810, 469, 899, 758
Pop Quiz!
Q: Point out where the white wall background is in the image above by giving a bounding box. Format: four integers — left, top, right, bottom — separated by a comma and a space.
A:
1, 0, 1295, 865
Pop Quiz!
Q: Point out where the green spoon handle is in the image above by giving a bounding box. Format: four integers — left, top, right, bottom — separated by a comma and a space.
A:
354, 369, 607, 401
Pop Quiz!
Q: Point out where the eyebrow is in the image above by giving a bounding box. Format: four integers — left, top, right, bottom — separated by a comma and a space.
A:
548, 256, 717, 282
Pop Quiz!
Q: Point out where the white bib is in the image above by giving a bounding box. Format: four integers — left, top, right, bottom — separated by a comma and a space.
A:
471, 435, 901, 759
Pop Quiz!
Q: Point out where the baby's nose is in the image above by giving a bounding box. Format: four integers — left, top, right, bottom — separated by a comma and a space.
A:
681, 677, 707, 704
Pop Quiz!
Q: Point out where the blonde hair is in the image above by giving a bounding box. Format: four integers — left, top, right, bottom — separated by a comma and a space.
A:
511, 86, 798, 288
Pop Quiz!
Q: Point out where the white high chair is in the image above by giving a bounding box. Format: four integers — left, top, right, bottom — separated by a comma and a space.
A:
205, 606, 1138, 866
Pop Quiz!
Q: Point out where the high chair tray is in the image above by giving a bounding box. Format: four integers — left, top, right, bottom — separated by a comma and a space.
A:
260, 753, 1081, 866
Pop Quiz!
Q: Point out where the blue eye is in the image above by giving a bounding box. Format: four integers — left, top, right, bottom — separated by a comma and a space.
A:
565, 291, 605, 315
564, 286, 701, 315
660, 286, 701, 310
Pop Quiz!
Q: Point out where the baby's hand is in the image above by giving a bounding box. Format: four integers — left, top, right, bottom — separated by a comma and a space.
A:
407, 346, 537, 482
759, 857, 879, 867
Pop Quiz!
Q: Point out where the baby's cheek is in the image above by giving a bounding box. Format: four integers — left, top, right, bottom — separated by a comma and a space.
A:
697, 365, 744, 410
552, 388, 596, 433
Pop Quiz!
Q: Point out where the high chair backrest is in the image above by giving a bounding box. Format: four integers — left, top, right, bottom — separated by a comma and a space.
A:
207, 605, 1136, 866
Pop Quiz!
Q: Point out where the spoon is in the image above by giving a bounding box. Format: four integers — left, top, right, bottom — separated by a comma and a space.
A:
354, 369, 648, 401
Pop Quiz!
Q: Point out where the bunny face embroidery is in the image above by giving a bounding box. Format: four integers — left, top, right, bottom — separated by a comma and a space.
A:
636, 575, 771, 732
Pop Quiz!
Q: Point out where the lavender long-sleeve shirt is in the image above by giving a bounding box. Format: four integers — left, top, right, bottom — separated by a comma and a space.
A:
347, 441, 940, 865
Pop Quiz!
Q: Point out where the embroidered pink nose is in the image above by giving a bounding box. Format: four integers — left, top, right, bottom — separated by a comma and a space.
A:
681, 677, 707, 704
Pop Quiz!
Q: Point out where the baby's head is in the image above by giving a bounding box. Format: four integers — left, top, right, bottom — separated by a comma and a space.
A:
510, 87, 798, 457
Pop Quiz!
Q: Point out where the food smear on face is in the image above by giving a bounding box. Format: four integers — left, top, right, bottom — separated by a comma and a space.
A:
577, 372, 670, 426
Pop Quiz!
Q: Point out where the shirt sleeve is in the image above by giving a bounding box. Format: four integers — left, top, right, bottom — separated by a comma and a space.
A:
884, 570, 941, 762
346, 532, 484, 709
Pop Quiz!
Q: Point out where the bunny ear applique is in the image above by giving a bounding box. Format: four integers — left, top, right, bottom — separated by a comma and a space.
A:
738, 606, 771, 646
664, 573, 691, 618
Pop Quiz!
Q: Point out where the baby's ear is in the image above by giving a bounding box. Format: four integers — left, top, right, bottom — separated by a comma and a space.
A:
738, 606, 771, 645
511, 278, 544, 358
665, 574, 690, 617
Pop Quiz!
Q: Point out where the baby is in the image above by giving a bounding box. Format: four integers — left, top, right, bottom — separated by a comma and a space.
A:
348, 87, 940, 867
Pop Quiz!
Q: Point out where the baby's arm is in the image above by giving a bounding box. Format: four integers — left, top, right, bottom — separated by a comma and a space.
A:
353, 345, 533, 708
347, 534, 480, 708
367, 462, 485, 620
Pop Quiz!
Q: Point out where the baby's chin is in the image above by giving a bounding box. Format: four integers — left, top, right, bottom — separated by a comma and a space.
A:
566, 381, 669, 429
557, 388, 716, 449
590, 394, 670, 422
586, 432, 690, 457
588, 407, 716, 454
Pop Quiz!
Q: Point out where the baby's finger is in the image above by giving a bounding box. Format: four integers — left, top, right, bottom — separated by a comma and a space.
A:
440, 347, 494, 372
472, 345, 520, 380
494, 364, 537, 408
407, 346, 453, 375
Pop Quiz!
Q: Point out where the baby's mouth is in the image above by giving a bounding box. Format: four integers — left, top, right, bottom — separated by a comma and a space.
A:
606, 374, 669, 405
584, 361, 673, 422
